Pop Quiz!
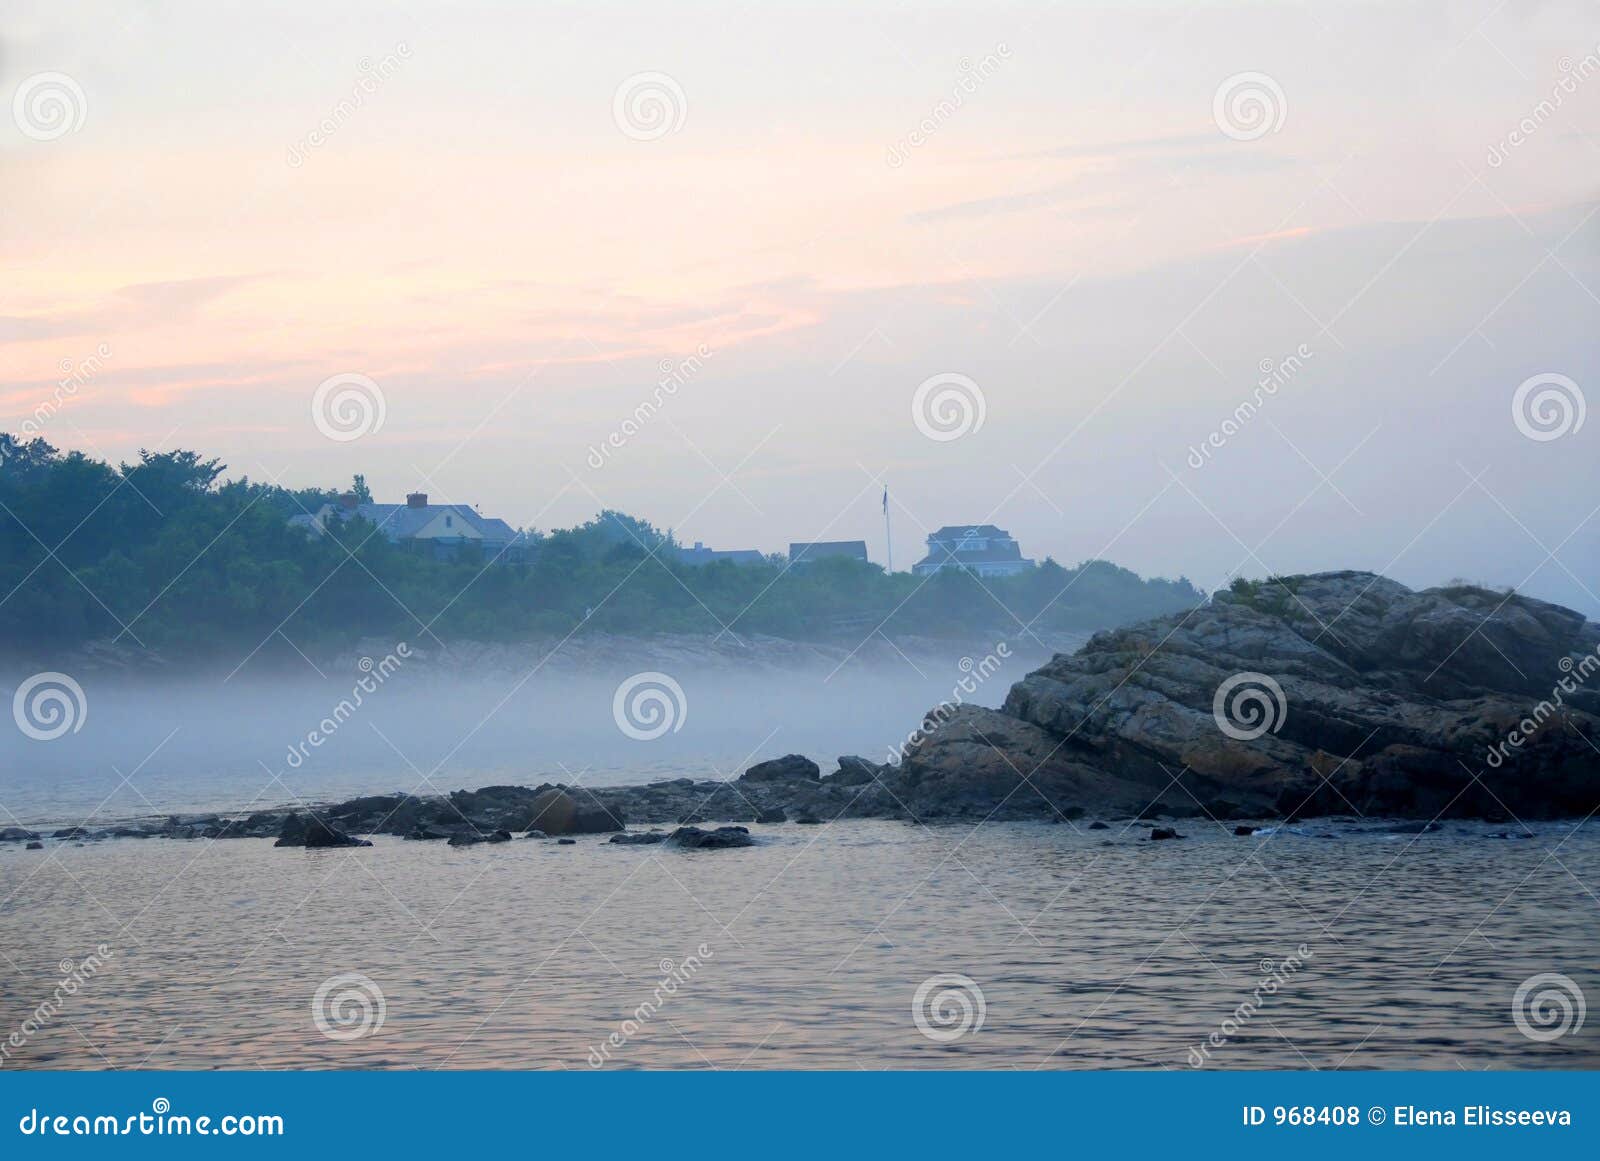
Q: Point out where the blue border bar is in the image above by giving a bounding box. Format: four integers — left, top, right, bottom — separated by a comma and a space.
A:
3, 1071, 1594, 1156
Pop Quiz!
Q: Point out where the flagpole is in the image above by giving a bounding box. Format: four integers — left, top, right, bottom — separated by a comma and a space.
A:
883, 484, 893, 573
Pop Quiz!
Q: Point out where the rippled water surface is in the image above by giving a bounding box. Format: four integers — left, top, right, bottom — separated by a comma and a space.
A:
2, 817, 1595, 1070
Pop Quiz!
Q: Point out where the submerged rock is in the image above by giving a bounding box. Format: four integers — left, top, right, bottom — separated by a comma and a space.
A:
610, 831, 669, 845
275, 813, 371, 848
1150, 827, 1184, 841
0, 827, 41, 842
669, 825, 754, 849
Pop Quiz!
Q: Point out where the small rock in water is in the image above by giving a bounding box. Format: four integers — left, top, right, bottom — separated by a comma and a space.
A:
25, 841, 43, 850
755, 808, 787, 824
669, 825, 754, 850
610, 831, 669, 845
1234, 825, 1258, 836
557, 838, 576, 845
1087, 821, 1109, 831
0, 827, 41, 842
1384, 821, 1439, 835
521, 829, 547, 840
1149, 827, 1184, 841
487, 830, 513, 843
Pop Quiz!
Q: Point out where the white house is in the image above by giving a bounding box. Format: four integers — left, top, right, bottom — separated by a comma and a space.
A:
911, 524, 1035, 578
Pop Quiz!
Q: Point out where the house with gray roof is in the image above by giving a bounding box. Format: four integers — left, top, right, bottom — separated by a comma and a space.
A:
291, 492, 532, 563
911, 524, 1035, 578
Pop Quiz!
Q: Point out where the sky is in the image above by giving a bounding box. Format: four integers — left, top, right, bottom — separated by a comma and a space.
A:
2, 0, 1598, 613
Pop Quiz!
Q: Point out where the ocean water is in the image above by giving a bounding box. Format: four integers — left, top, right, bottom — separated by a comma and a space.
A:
2, 817, 1595, 1070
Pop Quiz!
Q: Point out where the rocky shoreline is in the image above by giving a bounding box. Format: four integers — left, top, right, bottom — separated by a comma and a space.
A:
5, 572, 1596, 853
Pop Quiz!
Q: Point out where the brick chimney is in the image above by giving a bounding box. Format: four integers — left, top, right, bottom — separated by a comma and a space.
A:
406, 492, 428, 509
338, 492, 359, 510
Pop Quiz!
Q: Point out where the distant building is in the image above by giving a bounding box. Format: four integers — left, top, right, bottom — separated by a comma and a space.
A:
675, 540, 766, 567
788, 540, 869, 566
911, 524, 1035, 578
290, 492, 532, 563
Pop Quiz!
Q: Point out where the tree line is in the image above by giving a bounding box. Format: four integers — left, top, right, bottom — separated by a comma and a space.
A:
0, 435, 1203, 659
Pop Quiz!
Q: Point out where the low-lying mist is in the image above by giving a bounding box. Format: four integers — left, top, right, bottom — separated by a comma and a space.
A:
3, 642, 1054, 827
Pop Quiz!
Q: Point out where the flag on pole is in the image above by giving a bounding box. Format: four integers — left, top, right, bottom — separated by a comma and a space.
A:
882, 486, 888, 513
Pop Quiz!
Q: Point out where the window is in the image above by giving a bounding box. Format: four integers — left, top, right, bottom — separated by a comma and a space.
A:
445, 515, 453, 528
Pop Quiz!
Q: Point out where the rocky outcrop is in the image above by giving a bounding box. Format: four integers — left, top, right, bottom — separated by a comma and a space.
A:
274, 813, 372, 848
827, 755, 890, 786
901, 572, 1600, 821
740, 754, 820, 783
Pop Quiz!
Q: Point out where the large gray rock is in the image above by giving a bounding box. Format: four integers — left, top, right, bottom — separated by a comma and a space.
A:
740, 754, 821, 783
901, 572, 1600, 821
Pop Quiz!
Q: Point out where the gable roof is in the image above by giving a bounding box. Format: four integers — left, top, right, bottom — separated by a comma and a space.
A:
789, 540, 869, 563
347, 502, 521, 543
928, 524, 1012, 542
